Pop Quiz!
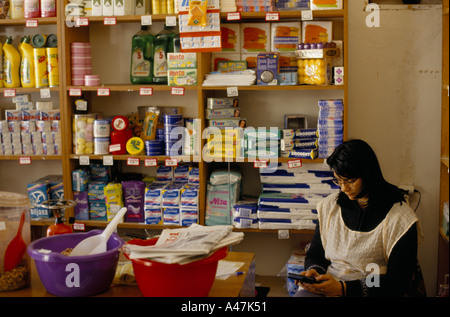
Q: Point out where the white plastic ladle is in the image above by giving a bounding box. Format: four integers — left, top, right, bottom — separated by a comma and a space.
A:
69, 207, 127, 256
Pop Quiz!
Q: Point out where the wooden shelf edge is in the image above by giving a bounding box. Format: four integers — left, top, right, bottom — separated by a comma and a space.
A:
66, 84, 198, 92
442, 156, 450, 169
0, 155, 63, 161
0, 17, 57, 26
202, 85, 345, 91
440, 228, 449, 243
69, 154, 201, 163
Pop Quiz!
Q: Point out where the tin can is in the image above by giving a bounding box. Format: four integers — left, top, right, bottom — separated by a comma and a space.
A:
46, 47, 59, 87
33, 48, 49, 88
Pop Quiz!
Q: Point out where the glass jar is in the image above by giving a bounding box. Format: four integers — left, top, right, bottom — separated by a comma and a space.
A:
0, 191, 31, 291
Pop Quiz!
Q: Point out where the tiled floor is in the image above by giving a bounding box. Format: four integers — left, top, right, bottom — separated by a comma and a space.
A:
255, 275, 290, 297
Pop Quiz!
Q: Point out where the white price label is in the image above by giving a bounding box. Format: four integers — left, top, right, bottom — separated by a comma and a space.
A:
109, 144, 121, 152
104, 17, 117, 25
254, 160, 268, 168
288, 159, 302, 169
127, 157, 140, 166
166, 16, 177, 26
227, 12, 241, 21
265, 12, 280, 21
76, 17, 89, 26
171, 87, 185, 95
25, 19, 38, 27
19, 156, 32, 165
73, 222, 86, 231
79, 156, 90, 165
301, 10, 313, 21
165, 158, 178, 167
227, 87, 239, 97
103, 155, 114, 166
141, 15, 152, 25
40, 88, 51, 99
3, 89, 16, 97
97, 88, 110, 96
144, 158, 158, 167
69, 88, 82, 96
139, 87, 153, 96
278, 230, 290, 239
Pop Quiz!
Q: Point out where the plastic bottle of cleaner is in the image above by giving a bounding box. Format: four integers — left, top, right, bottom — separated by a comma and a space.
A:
10, 0, 25, 19
19, 36, 36, 88
2, 37, 21, 88
153, 25, 178, 84
130, 25, 155, 84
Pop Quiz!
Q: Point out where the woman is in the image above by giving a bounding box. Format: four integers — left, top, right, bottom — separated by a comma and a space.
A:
295, 139, 423, 297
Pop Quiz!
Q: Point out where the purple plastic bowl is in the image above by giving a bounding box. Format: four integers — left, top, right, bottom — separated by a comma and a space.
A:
27, 230, 124, 297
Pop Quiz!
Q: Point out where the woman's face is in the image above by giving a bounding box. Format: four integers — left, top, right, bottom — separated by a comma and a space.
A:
333, 173, 364, 200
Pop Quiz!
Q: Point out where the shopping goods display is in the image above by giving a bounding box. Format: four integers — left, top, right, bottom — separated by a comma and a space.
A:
153, 25, 178, 84
0, 191, 31, 291
130, 25, 155, 84
27, 230, 124, 296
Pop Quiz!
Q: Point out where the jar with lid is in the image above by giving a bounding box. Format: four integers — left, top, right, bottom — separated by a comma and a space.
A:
0, 191, 31, 291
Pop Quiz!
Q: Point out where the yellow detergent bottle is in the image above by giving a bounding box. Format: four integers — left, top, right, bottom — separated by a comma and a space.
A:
19, 36, 36, 88
2, 37, 21, 88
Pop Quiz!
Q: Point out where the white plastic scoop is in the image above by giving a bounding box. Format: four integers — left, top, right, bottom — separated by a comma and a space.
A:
69, 207, 127, 256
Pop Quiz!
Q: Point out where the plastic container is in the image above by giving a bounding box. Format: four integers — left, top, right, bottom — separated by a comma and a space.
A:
123, 238, 227, 297
2, 37, 21, 88
40, 0, 56, 17
0, 191, 31, 292
153, 25, 178, 84
27, 230, 124, 297
94, 137, 110, 155
10, 0, 25, 19
24, 0, 40, 18
130, 25, 155, 84
33, 48, 49, 88
73, 114, 96, 155
46, 47, 59, 87
19, 36, 35, 88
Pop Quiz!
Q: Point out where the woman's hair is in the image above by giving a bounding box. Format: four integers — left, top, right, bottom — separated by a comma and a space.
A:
326, 139, 406, 208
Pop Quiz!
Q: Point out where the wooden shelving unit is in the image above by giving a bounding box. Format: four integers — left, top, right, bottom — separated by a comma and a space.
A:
1, 1, 348, 236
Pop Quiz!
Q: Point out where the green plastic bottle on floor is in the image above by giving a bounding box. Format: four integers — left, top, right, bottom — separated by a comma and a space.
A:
130, 25, 155, 84
152, 25, 178, 84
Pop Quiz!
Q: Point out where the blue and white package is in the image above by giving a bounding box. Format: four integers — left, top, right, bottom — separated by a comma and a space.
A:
157, 165, 174, 182
144, 182, 167, 206
262, 183, 338, 195
233, 217, 258, 229
27, 182, 51, 218
257, 205, 318, 220
232, 200, 258, 218
174, 164, 190, 182
163, 207, 180, 225
90, 163, 111, 182
258, 192, 326, 209
144, 207, 162, 225
88, 182, 108, 203
181, 207, 198, 226
89, 201, 107, 220
72, 167, 90, 192
258, 218, 316, 230
162, 181, 186, 207
180, 184, 199, 208
188, 166, 199, 184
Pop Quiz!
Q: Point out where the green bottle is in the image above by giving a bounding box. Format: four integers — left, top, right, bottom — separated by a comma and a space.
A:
130, 25, 155, 84
152, 25, 178, 84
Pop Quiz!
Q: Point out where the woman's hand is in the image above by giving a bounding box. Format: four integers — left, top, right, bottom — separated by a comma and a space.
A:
296, 270, 345, 297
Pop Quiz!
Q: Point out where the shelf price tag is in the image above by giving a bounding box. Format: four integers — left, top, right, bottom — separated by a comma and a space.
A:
278, 230, 290, 240
76, 17, 89, 26
139, 87, 153, 96
103, 155, 114, 166
3, 89, 16, 97
166, 16, 177, 26
19, 156, 32, 165
127, 157, 140, 166
171, 87, 185, 96
25, 19, 38, 27
287, 159, 302, 169
226, 12, 241, 21
40, 88, 51, 99
141, 15, 152, 25
144, 158, 158, 167
226, 87, 238, 97
253, 159, 268, 168
301, 10, 313, 21
97, 88, 110, 96
69, 88, 82, 96
104, 17, 117, 25
165, 158, 178, 167
73, 222, 86, 231
265, 12, 280, 21
79, 156, 90, 166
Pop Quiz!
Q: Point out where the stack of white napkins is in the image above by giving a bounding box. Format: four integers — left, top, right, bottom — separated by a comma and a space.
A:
203, 70, 256, 86
124, 224, 244, 264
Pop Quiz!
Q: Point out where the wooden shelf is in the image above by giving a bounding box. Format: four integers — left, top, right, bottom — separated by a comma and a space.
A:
69, 154, 201, 163
0, 87, 60, 93
202, 85, 345, 91
66, 84, 198, 92
0, 155, 63, 161
0, 17, 58, 25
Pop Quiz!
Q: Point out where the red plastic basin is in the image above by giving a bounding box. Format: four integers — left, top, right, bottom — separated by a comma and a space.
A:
124, 238, 227, 297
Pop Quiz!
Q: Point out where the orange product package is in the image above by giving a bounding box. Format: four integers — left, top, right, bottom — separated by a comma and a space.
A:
188, 0, 207, 27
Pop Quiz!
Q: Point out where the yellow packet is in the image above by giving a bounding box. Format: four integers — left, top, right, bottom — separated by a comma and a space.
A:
188, 0, 207, 27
